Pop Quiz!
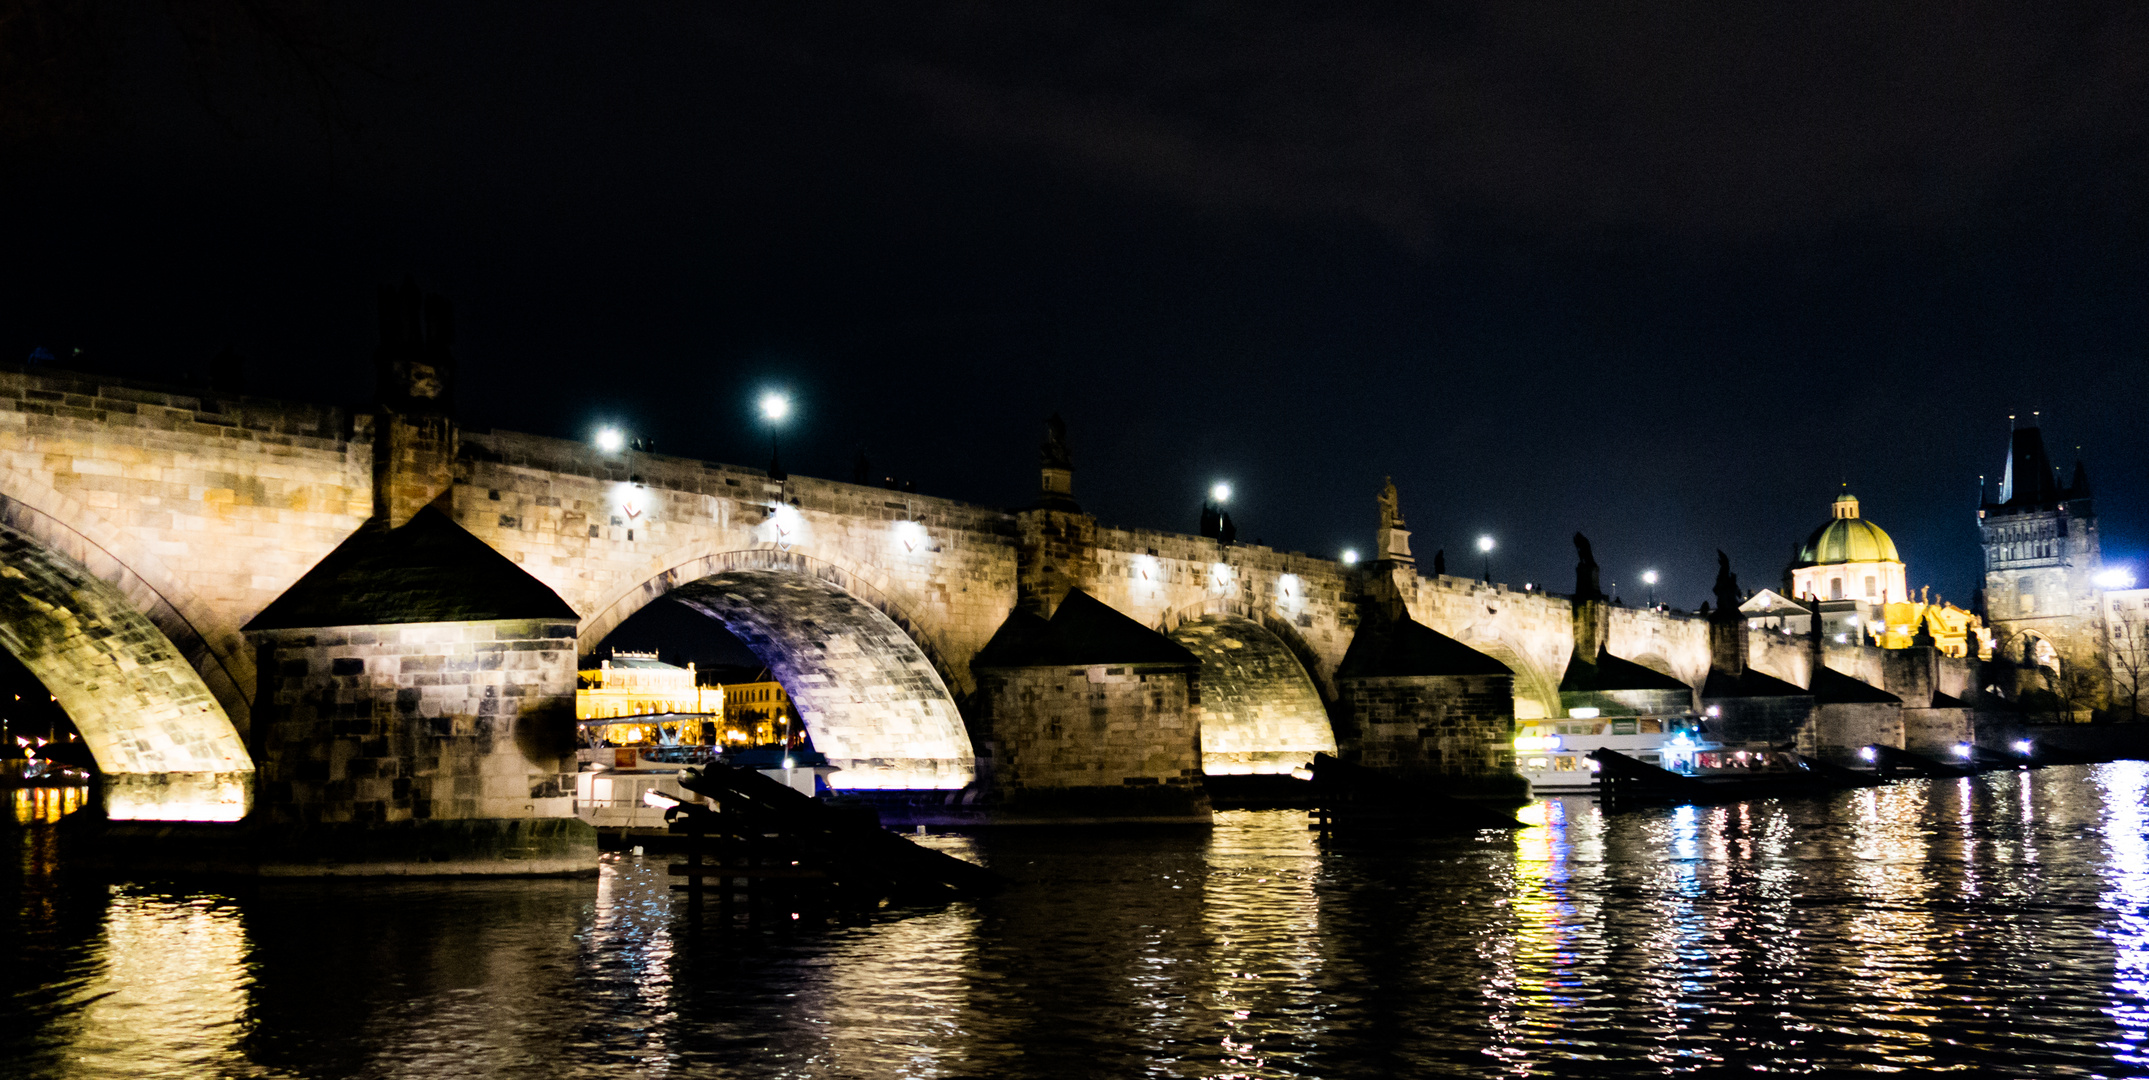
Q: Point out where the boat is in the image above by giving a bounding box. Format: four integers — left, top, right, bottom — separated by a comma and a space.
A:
1513, 712, 1716, 794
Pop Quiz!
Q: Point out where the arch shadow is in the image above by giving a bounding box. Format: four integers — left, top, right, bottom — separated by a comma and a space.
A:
0, 519, 252, 820
1161, 607, 1338, 774
0, 470, 253, 730
584, 548, 975, 790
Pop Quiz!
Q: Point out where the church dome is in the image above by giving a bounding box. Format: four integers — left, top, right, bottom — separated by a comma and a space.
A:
1794, 493, 1900, 566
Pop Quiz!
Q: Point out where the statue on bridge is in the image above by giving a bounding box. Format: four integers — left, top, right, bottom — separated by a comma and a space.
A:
1573, 533, 1605, 601
1378, 477, 1405, 530
1712, 550, 1743, 623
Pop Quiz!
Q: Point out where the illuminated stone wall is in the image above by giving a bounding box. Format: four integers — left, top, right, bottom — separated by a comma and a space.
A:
250, 618, 581, 825
1166, 613, 1335, 773
972, 661, 1208, 822
0, 365, 374, 740
0, 517, 252, 820
1334, 672, 1524, 801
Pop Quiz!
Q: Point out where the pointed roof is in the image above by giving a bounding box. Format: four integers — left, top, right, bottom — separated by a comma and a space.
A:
1739, 589, 1809, 616
246, 506, 578, 630
1809, 666, 1901, 704
1336, 614, 1511, 679
973, 589, 1198, 667
1701, 666, 1810, 699
1560, 649, 1690, 692
1998, 425, 2061, 508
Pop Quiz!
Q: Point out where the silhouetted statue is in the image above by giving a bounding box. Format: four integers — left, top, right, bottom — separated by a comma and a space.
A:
1377, 477, 1403, 530
1712, 550, 1742, 623
1573, 532, 1604, 601
376, 277, 455, 414
1200, 504, 1221, 538
1041, 413, 1073, 471
1432, 549, 1446, 576
1219, 511, 1236, 545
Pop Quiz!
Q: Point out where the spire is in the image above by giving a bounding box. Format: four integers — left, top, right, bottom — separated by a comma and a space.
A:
1998, 421, 2059, 508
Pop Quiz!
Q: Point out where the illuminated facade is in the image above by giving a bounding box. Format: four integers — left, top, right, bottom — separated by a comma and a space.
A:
723, 672, 798, 745
1978, 423, 2106, 693
1788, 493, 1907, 609
576, 652, 711, 719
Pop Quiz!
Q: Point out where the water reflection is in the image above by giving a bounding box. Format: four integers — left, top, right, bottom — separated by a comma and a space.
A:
11, 784, 89, 825
11, 767, 2149, 1076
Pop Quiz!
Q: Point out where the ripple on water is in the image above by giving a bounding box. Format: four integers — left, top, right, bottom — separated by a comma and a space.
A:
6, 763, 2149, 1078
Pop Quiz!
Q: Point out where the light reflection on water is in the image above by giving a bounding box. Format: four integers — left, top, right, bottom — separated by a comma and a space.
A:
7, 763, 2149, 1077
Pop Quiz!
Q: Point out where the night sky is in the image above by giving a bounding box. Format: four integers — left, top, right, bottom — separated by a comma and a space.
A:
6, 3, 2145, 611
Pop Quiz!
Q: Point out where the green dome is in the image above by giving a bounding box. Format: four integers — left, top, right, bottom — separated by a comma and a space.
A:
1795, 495, 1900, 566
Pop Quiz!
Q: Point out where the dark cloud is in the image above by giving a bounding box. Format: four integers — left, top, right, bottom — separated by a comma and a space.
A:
1, 2, 2144, 609
871, 2, 2149, 242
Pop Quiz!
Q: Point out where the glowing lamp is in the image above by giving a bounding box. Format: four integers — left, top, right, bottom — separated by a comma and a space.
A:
1341, 549, 1360, 566
1859, 746, 1877, 762
642, 789, 681, 808
1569, 707, 1601, 719
2096, 568, 2138, 590
2012, 739, 2034, 754
1211, 482, 1232, 504
759, 392, 792, 423
595, 427, 625, 453
1952, 743, 1972, 759
1514, 735, 1563, 752
1642, 570, 1658, 585
1477, 535, 1495, 553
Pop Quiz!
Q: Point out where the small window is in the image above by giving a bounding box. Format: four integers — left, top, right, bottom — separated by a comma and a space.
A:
1830, 578, 1844, 600
1864, 576, 1877, 598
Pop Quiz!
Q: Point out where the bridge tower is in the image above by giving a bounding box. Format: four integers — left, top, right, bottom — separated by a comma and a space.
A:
1978, 420, 2104, 706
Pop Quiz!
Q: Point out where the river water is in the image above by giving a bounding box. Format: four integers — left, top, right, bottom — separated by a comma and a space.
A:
7, 762, 2149, 1078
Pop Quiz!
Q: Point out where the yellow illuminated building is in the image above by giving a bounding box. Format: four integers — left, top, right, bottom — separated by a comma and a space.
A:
576, 652, 712, 720
723, 672, 798, 746
1877, 594, 1990, 658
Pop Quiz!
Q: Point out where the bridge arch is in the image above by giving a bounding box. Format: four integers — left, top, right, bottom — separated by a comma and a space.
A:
0, 465, 254, 730
0, 515, 252, 820
1161, 606, 1336, 774
581, 547, 974, 790
1452, 630, 1562, 721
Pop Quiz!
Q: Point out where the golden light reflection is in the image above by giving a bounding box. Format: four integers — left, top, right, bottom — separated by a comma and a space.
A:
12, 783, 89, 824
49, 893, 254, 1074
1838, 782, 1943, 1047
1199, 811, 1324, 1079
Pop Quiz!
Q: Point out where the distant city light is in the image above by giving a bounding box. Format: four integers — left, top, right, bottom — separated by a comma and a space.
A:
1341, 549, 1359, 566
2096, 567, 2138, 589
595, 426, 625, 453
759, 392, 792, 423
1211, 481, 1232, 504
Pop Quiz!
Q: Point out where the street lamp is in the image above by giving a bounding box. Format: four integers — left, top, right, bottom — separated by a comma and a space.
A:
1211, 481, 1231, 504
1477, 535, 1495, 582
1341, 549, 1359, 567
760, 391, 791, 480
1643, 569, 1659, 607
595, 426, 625, 454
2096, 567, 2138, 590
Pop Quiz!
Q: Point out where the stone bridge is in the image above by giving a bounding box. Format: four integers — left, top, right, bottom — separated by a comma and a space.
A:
2, 358, 1735, 828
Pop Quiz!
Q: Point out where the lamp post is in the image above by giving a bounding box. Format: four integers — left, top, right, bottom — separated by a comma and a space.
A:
1477, 535, 1494, 582
760, 391, 791, 481
1643, 569, 1659, 608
